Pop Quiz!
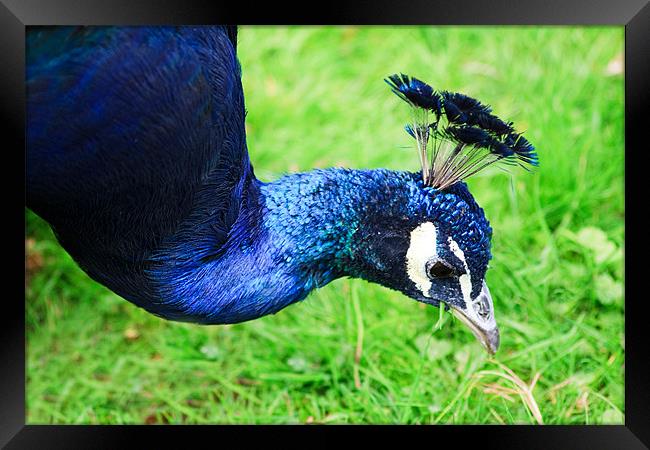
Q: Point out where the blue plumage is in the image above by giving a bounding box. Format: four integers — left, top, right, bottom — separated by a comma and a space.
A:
26, 27, 535, 353
141, 168, 491, 324
27, 26, 251, 317
385, 72, 537, 190
385, 74, 443, 114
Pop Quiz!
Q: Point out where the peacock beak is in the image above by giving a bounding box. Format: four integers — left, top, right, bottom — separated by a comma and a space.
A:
448, 281, 500, 355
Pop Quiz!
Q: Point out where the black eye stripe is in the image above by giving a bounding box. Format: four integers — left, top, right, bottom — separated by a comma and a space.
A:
426, 260, 455, 279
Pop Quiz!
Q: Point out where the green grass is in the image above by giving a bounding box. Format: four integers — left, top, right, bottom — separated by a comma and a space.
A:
25, 26, 624, 424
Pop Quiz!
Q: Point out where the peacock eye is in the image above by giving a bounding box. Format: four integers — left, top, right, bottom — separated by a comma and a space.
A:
426, 260, 455, 279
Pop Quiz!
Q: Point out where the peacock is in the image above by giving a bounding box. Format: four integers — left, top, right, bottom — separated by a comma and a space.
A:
26, 26, 537, 355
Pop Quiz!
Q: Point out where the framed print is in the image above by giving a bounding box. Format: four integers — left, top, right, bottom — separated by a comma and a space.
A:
4, 0, 649, 447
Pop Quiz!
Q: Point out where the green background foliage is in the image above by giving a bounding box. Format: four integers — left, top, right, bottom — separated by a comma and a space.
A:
25, 26, 624, 424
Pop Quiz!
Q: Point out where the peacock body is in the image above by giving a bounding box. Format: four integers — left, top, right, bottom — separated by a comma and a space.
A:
26, 26, 536, 353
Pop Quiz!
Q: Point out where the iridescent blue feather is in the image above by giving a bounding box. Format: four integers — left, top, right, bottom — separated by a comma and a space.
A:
385, 73, 443, 115
385, 73, 538, 189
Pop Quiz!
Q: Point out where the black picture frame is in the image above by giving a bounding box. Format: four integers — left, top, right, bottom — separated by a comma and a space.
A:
5, 0, 648, 447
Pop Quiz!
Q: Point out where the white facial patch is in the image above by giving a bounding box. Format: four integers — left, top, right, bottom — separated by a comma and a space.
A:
406, 222, 438, 297
448, 237, 472, 306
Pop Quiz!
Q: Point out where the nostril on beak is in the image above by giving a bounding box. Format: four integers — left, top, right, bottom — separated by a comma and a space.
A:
470, 288, 493, 322
474, 293, 492, 320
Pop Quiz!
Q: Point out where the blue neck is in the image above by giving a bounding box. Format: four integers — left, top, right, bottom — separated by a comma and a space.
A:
149, 168, 421, 324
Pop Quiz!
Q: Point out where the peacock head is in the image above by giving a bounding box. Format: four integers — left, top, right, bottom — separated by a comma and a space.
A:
351, 74, 538, 355
349, 176, 498, 353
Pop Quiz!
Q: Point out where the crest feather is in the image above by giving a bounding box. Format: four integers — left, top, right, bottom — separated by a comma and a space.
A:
386, 73, 538, 189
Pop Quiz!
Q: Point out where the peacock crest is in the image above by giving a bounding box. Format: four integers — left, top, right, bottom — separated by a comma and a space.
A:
385, 73, 538, 190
